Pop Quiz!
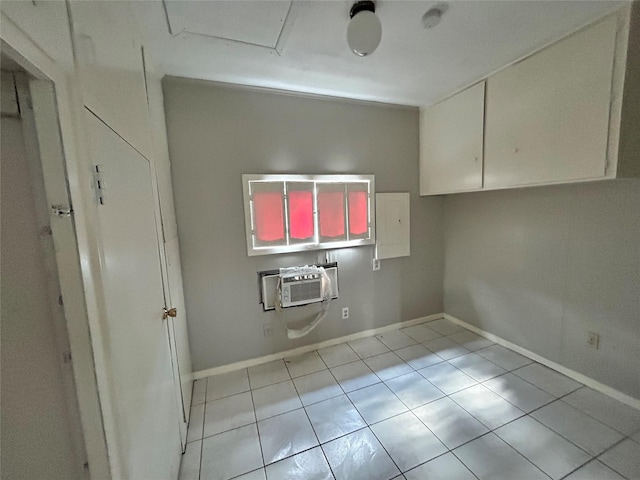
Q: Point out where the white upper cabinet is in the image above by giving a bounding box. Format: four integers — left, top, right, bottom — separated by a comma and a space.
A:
484, 16, 617, 189
68, 1, 153, 160
420, 82, 485, 195
419, 7, 639, 196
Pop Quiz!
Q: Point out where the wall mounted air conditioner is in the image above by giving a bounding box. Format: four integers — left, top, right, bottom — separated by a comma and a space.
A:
258, 263, 339, 311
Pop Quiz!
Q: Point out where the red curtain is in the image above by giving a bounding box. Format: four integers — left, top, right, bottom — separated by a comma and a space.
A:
253, 191, 284, 242
318, 191, 345, 238
348, 191, 368, 236
288, 190, 314, 239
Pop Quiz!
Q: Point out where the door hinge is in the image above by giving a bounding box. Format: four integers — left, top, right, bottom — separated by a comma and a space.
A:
94, 164, 107, 205
51, 205, 73, 218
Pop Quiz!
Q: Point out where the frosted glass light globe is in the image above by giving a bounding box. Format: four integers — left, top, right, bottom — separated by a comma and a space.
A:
347, 10, 382, 57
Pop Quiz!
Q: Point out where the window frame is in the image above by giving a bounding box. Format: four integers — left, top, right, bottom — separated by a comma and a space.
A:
242, 174, 376, 256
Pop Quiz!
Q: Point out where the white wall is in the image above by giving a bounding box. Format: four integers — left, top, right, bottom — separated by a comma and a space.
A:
443, 180, 640, 399
164, 78, 444, 372
1, 113, 83, 480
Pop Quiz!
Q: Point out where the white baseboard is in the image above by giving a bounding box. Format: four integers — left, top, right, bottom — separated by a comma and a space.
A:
443, 313, 640, 411
193, 311, 640, 412
193, 313, 444, 380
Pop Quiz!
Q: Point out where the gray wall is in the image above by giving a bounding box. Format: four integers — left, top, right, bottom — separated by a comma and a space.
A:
164, 78, 444, 371
443, 180, 640, 399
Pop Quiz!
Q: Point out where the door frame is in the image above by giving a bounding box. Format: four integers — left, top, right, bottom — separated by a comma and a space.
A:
2, 13, 113, 479
142, 57, 193, 446
85, 107, 183, 477
4, 70, 89, 480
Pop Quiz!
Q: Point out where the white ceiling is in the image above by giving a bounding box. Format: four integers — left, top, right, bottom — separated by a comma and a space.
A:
135, 0, 625, 107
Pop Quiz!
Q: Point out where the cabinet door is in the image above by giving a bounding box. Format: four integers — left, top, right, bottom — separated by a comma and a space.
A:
420, 81, 485, 195
69, 1, 153, 160
484, 16, 617, 189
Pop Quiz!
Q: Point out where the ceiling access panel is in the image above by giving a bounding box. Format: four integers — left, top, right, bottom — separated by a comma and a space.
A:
163, 0, 293, 49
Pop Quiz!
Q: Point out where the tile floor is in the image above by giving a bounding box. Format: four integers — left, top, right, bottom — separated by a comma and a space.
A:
179, 318, 640, 480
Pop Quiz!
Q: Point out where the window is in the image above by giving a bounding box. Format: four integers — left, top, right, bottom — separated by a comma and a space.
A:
242, 174, 375, 256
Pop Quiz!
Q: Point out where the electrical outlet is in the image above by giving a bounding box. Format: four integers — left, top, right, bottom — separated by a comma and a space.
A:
263, 323, 274, 337
587, 332, 600, 349
342, 307, 349, 319
372, 258, 380, 271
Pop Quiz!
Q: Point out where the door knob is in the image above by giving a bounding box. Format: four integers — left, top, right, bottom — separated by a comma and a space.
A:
163, 307, 177, 319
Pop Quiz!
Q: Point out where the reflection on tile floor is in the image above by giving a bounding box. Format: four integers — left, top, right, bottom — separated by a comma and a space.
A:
180, 318, 640, 480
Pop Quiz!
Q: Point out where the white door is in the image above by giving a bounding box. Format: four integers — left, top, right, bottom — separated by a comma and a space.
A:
86, 111, 181, 479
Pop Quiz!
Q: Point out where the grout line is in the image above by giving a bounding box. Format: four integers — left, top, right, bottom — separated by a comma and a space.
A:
198, 411, 256, 440
342, 364, 453, 476
447, 432, 505, 480
196, 437, 203, 480
558, 460, 600, 480
227, 467, 266, 480
480, 379, 555, 413
554, 386, 639, 439
366, 427, 405, 477
446, 379, 623, 472
248, 379, 267, 470
247, 386, 572, 478
443, 314, 640, 410
415, 360, 479, 396
288, 365, 338, 480
557, 457, 594, 480
487, 431, 554, 479
248, 358, 292, 391
593, 436, 634, 479
191, 323, 635, 480
509, 368, 583, 399
403, 449, 481, 480
193, 314, 444, 379
478, 407, 599, 477
195, 379, 208, 480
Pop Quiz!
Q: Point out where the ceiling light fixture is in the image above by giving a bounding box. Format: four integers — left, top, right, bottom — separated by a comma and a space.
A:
347, 0, 382, 57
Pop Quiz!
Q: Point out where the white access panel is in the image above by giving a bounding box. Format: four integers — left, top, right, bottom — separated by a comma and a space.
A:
420, 81, 485, 195
376, 193, 410, 260
0, 0, 75, 69
164, 0, 292, 48
69, 1, 153, 160
484, 16, 617, 188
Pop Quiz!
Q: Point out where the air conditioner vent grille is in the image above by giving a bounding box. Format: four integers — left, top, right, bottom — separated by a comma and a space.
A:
290, 280, 322, 303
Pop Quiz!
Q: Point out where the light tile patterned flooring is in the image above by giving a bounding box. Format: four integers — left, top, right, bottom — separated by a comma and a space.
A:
179, 319, 640, 480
